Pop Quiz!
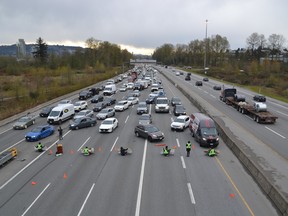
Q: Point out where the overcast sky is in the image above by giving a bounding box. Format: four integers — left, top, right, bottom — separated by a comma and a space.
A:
1, 0, 287, 55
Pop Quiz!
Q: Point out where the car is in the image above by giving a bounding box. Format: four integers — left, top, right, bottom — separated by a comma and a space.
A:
203, 77, 209, 82
173, 105, 187, 116
126, 82, 134, 90
253, 94, 266, 102
96, 108, 115, 120
134, 124, 164, 142
138, 114, 152, 125
69, 117, 96, 130
91, 95, 104, 103
175, 72, 180, 76
104, 97, 117, 106
13, 115, 36, 130
170, 115, 190, 131
119, 85, 127, 92
39, 106, 55, 117
58, 99, 72, 106
151, 83, 159, 92
171, 97, 181, 106
127, 97, 139, 106
195, 81, 203, 86
133, 83, 144, 91
93, 102, 107, 112
25, 125, 54, 142
99, 117, 118, 133
74, 101, 88, 112
137, 102, 148, 114
87, 87, 99, 96
213, 85, 221, 90
146, 93, 158, 104
185, 76, 191, 81
114, 100, 129, 111
74, 109, 94, 120
79, 90, 92, 100
132, 90, 141, 97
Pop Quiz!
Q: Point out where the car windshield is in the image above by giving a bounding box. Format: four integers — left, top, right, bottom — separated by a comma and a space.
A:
146, 126, 159, 133
176, 106, 185, 111
138, 104, 146, 108
172, 98, 181, 102
156, 99, 168, 104
76, 111, 86, 116
175, 118, 185, 123
100, 109, 109, 113
73, 118, 83, 123
140, 115, 150, 120
18, 117, 29, 122
127, 97, 134, 101
95, 103, 103, 107
117, 101, 125, 105
49, 111, 60, 117
201, 128, 217, 136
75, 102, 82, 106
31, 127, 43, 132
102, 120, 113, 125
42, 107, 51, 112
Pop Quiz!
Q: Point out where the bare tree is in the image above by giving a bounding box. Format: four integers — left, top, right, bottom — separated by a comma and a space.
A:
246, 32, 261, 49
268, 34, 286, 51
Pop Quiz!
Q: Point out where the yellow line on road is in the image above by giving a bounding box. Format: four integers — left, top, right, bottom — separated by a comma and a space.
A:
215, 157, 255, 216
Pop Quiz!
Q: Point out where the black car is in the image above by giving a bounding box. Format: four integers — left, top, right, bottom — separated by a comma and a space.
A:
171, 97, 181, 106
185, 76, 191, 81
39, 106, 55, 117
195, 81, 203, 86
69, 117, 97, 130
91, 95, 104, 103
88, 87, 99, 96
93, 102, 107, 112
213, 85, 221, 90
134, 124, 164, 142
79, 90, 92, 100
203, 77, 209, 82
253, 95, 266, 102
173, 105, 186, 116
105, 98, 117, 106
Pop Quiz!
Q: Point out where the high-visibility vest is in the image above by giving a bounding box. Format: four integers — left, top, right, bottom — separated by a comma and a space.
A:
84, 148, 89, 155
163, 149, 169, 154
37, 144, 42, 150
186, 143, 191, 150
209, 149, 216, 156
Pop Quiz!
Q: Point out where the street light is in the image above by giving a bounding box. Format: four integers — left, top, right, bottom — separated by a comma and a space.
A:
204, 19, 208, 72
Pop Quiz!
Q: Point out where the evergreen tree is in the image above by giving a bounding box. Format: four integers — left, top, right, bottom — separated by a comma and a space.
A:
33, 37, 48, 64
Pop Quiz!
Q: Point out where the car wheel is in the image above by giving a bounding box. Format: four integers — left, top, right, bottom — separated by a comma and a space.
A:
135, 131, 140, 137
24, 125, 27, 129
32, 121, 35, 124
91, 123, 94, 127
148, 136, 153, 142
75, 126, 79, 130
113, 112, 115, 116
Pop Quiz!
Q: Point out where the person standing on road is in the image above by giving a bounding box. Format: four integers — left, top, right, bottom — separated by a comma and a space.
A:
58, 126, 63, 140
186, 141, 191, 157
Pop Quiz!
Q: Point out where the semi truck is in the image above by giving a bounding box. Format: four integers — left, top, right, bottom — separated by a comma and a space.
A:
220, 88, 277, 124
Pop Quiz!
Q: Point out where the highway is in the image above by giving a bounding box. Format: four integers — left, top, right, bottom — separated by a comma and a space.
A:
0, 67, 279, 216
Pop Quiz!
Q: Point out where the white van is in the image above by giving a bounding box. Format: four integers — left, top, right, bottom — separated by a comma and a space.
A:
47, 104, 75, 124
103, 84, 116, 96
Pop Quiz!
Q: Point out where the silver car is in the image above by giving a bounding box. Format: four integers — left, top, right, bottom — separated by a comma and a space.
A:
96, 108, 115, 120
138, 114, 152, 125
137, 102, 148, 114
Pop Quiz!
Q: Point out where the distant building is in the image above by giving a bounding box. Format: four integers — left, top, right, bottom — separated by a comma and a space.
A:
130, 59, 157, 65
16, 39, 26, 60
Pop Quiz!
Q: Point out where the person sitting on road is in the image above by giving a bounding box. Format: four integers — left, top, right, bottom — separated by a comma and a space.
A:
208, 148, 217, 157
36, 142, 43, 152
163, 145, 171, 156
83, 146, 90, 156
120, 147, 128, 156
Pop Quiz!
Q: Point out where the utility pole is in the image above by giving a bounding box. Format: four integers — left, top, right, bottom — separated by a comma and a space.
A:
204, 19, 208, 73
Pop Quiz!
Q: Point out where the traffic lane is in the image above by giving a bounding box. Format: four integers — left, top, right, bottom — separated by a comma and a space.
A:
172, 130, 278, 215
141, 140, 195, 216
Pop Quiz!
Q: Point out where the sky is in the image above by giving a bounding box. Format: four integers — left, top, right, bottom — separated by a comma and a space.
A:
1, 0, 287, 55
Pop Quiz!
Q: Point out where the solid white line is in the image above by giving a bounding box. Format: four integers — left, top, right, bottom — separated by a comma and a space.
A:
149, 104, 152, 115
135, 139, 147, 216
21, 183, 51, 216
181, 156, 186, 169
176, 138, 180, 148
187, 183, 196, 204
125, 115, 129, 123
77, 137, 91, 152
265, 127, 286, 139
0, 138, 25, 154
0, 135, 65, 190
110, 136, 119, 152
77, 183, 95, 216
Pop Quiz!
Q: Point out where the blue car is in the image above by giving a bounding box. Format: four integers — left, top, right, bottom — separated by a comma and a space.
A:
25, 125, 55, 142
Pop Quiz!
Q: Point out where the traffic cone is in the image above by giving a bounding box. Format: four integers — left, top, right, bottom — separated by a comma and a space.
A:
70, 150, 74, 154
48, 149, 53, 155
31, 181, 37, 185
64, 172, 68, 179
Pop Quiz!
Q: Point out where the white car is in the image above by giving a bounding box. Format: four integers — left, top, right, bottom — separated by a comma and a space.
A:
127, 97, 139, 106
74, 101, 88, 112
74, 109, 94, 120
127, 83, 134, 89
99, 117, 118, 133
170, 115, 190, 131
114, 100, 129, 111
119, 85, 127, 92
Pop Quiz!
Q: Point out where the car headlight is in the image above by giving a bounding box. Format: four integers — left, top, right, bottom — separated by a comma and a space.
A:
155, 106, 159, 109
202, 137, 207, 141
152, 134, 157, 138
216, 137, 219, 141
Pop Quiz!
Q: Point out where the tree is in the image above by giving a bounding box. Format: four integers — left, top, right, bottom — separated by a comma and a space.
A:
246, 32, 262, 50
32, 37, 48, 64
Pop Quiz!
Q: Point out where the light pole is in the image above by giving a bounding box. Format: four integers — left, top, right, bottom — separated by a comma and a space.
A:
204, 19, 208, 73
